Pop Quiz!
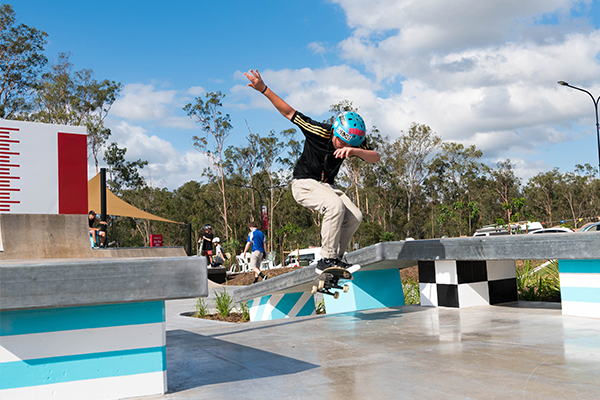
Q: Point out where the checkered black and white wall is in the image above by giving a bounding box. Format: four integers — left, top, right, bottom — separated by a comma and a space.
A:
418, 260, 518, 308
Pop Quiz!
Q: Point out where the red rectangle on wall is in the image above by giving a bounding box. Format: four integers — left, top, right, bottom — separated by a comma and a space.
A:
151, 234, 163, 247
57, 132, 88, 214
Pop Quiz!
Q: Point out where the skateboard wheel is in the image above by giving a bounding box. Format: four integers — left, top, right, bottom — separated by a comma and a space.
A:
343, 272, 350, 279
311, 285, 318, 294
318, 280, 325, 290
333, 292, 340, 299
343, 285, 349, 293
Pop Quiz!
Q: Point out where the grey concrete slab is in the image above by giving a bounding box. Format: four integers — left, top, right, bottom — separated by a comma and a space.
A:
137, 301, 600, 400
0, 257, 208, 310
0, 213, 187, 260
0, 214, 93, 260
234, 234, 600, 303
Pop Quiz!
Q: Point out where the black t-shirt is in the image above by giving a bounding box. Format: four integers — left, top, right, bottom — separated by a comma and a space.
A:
202, 232, 214, 251
89, 217, 100, 229
291, 111, 371, 184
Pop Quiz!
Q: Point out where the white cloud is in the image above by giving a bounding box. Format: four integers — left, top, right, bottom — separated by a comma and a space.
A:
104, 121, 209, 189
111, 83, 178, 121
233, 66, 380, 116
187, 86, 205, 96
308, 42, 327, 55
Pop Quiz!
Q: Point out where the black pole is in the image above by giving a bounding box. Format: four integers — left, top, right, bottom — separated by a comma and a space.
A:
100, 168, 107, 243
595, 102, 600, 178
558, 81, 600, 177
187, 223, 192, 256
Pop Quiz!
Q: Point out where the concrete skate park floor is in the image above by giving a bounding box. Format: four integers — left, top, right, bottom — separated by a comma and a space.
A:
137, 285, 600, 399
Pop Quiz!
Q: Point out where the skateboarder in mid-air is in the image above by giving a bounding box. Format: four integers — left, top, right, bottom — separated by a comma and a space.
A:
245, 69, 380, 274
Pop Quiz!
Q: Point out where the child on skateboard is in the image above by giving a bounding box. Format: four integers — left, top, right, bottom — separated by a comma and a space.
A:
245, 69, 380, 274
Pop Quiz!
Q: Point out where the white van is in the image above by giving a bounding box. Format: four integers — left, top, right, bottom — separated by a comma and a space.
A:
277, 247, 322, 268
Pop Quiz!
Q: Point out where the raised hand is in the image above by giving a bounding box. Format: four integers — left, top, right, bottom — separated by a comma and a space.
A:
245, 69, 267, 93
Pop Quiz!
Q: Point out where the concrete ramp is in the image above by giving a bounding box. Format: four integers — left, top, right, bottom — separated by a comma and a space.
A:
234, 234, 600, 321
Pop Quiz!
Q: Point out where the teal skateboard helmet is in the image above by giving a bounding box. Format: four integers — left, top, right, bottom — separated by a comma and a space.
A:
332, 111, 366, 147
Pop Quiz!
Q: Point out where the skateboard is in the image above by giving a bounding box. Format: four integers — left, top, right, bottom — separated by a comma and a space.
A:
198, 237, 204, 257
311, 266, 354, 299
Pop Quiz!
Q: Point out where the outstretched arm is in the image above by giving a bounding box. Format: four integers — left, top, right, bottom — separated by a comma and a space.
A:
245, 69, 296, 120
334, 147, 381, 163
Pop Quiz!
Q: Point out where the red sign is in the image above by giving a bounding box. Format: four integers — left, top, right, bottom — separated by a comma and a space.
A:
261, 206, 268, 231
150, 234, 163, 247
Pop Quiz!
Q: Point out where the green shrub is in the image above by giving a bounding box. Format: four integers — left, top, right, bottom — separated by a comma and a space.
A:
517, 260, 561, 302
214, 289, 235, 318
194, 298, 208, 318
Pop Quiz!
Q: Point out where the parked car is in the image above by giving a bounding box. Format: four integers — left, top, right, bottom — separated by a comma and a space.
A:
473, 221, 543, 237
577, 221, 600, 232
276, 247, 322, 268
528, 227, 574, 234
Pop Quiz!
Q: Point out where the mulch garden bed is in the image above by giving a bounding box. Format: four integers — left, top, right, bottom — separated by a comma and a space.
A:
224, 266, 303, 285
182, 311, 247, 323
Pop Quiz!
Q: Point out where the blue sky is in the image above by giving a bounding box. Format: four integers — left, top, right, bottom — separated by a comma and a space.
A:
10, 0, 600, 189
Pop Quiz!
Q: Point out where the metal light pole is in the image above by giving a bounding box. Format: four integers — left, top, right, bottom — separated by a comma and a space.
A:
557, 81, 600, 177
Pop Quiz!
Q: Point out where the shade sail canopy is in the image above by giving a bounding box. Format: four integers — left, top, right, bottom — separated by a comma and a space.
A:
88, 173, 178, 223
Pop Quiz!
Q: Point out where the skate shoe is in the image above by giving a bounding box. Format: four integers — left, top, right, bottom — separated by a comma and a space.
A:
333, 258, 361, 274
314, 258, 337, 274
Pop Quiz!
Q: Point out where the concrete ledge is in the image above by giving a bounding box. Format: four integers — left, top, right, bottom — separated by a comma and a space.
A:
234, 234, 600, 303
233, 266, 318, 303
346, 233, 600, 269
0, 257, 207, 311
92, 246, 187, 258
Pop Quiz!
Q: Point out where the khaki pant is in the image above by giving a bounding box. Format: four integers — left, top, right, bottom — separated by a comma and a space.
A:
249, 250, 263, 271
292, 179, 362, 260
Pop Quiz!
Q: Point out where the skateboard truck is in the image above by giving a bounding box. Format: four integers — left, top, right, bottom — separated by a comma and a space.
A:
311, 270, 350, 299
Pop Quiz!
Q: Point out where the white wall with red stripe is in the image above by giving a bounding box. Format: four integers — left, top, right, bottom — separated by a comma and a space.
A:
0, 119, 88, 215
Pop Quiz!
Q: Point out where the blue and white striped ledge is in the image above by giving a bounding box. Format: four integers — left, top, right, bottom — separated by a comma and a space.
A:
248, 292, 316, 321
559, 259, 600, 319
0, 301, 167, 400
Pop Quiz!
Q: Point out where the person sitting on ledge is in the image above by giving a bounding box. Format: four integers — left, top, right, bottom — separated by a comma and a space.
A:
88, 210, 107, 248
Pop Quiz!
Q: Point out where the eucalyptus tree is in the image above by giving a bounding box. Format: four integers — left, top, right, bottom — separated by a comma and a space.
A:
488, 159, 522, 231
184, 91, 232, 240
31, 52, 122, 172
256, 130, 287, 251
224, 131, 261, 213
0, 4, 47, 118
428, 142, 485, 235
573, 164, 600, 223
103, 142, 147, 194
391, 123, 441, 238
558, 169, 590, 228
524, 168, 561, 226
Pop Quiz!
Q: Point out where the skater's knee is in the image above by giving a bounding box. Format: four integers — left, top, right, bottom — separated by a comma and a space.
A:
355, 210, 363, 225
323, 197, 345, 216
